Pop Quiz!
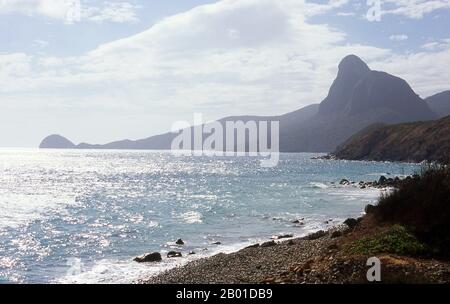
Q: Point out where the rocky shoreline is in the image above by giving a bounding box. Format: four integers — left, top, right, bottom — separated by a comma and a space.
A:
139, 216, 450, 284
138, 226, 345, 284
135, 173, 450, 284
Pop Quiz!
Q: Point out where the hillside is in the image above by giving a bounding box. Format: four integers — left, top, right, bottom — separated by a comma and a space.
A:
333, 116, 450, 163
427, 90, 450, 118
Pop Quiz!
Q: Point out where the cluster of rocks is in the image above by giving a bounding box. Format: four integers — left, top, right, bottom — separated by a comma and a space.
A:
142, 232, 335, 284
134, 238, 196, 263
311, 155, 337, 160
339, 175, 404, 189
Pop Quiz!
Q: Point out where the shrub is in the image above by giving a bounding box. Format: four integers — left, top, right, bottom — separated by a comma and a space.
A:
346, 225, 427, 256
373, 164, 450, 258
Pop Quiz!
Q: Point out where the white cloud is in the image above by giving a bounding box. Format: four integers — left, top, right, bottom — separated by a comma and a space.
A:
421, 39, 450, 50
337, 11, 355, 16
0, 0, 139, 24
0, 0, 76, 21
389, 34, 408, 41
83, 2, 140, 24
33, 39, 49, 48
372, 46, 450, 97
1, 0, 387, 109
382, 0, 450, 19
1, 0, 449, 146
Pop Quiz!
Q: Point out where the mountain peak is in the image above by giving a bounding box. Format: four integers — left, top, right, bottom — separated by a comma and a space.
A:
319, 55, 371, 115
338, 55, 370, 75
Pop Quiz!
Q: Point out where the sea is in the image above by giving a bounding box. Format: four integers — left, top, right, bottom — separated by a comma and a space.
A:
0, 149, 420, 283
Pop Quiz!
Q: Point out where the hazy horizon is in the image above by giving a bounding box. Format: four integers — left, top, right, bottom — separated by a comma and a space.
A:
1, 0, 450, 148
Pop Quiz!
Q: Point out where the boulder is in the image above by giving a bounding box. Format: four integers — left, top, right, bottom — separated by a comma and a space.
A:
292, 219, 305, 226
304, 230, 327, 240
175, 239, 185, 245
340, 179, 350, 185
212, 242, 222, 245
134, 252, 162, 263
273, 234, 293, 240
378, 176, 388, 185
261, 240, 277, 248
344, 218, 358, 229
365, 204, 377, 214
167, 251, 182, 258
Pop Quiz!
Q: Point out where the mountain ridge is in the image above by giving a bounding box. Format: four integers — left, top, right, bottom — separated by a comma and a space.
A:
426, 90, 450, 118
40, 55, 440, 153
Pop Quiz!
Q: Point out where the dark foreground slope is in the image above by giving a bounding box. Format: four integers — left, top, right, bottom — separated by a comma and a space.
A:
40, 55, 439, 152
333, 116, 450, 163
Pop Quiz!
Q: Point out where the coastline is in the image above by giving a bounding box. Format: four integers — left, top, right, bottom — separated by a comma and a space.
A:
134, 176, 406, 284
139, 216, 450, 284
139, 226, 344, 284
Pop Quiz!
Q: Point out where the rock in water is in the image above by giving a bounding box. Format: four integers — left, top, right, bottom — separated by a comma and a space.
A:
379, 176, 388, 185
134, 252, 162, 263
272, 234, 293, 240
175, 239, 185, 245
167, 251, 182, 258
340, 179, 350, 185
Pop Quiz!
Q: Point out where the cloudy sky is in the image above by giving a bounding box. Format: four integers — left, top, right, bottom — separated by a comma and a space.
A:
1, 0, 450, 147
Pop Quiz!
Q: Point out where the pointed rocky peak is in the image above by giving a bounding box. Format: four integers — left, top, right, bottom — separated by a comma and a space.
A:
319, 55, 371, 115
338, 54, 370, 77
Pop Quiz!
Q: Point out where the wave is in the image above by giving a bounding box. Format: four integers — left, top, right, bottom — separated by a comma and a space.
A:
309, 182, 330, 189
175, 211, 203, 224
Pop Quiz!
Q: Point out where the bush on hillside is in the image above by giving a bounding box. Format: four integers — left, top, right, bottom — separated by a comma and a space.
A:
373, 164, 450, 258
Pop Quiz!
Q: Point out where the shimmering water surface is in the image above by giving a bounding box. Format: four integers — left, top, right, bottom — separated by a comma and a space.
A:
0, 149, 419, 283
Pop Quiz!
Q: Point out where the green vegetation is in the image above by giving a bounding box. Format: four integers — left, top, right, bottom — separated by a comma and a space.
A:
373, 164, 450, 258
346, 225, 427, 256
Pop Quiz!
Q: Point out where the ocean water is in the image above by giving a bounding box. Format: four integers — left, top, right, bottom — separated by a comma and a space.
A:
0, 149, 420, 284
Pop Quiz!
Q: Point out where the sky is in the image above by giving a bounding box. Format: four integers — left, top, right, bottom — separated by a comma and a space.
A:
1, 0, 450, 147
